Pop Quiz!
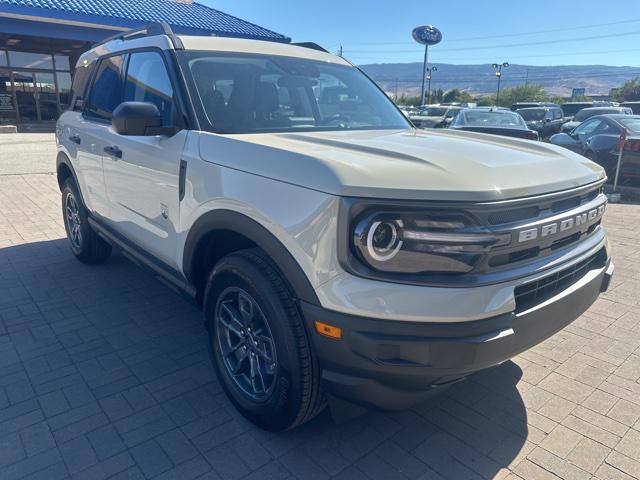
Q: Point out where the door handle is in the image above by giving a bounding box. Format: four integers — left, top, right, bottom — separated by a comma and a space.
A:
69, 135, 81, 145
104, 146, 122, 159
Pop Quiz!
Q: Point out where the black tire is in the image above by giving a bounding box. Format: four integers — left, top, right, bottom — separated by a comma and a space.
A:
204, 248, 324, 431
61, 179, 112, 264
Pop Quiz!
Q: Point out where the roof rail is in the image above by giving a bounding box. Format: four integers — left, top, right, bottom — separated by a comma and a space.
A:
291, 42, 329, 53
93, 22, 184, 50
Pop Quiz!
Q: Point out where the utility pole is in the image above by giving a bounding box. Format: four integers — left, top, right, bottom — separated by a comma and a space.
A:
492, 62, 509, 105
337, 45, 343, 57
525, 69, 529, 86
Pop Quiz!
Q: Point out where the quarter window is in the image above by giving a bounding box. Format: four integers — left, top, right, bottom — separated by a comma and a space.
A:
124, 51, 174, 126
85, 55, 126, 121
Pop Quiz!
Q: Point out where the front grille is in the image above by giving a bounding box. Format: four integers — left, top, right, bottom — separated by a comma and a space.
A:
514, 248, 606, 313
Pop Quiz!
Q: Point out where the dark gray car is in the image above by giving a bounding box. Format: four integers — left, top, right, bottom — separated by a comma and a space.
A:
516, 106, 564, 139
561, 107, 633, 133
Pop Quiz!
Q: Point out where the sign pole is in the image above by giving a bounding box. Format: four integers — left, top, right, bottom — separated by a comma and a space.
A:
412, 25, 441, 106
613, 128, 627, 192
421, 44, 429, 105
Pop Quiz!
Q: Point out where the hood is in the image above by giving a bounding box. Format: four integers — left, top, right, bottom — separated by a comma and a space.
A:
198, 128, 605, 202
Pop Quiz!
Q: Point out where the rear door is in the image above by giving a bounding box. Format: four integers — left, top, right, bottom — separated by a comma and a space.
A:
101, 50, 187, 268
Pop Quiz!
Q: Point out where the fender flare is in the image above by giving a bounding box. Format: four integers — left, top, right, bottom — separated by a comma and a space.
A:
183, 209, 320, 306
56, 152, 88, 208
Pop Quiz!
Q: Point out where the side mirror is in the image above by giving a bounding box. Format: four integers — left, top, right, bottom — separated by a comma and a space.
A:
112, 102, 175, 136
544, 118, 551, 123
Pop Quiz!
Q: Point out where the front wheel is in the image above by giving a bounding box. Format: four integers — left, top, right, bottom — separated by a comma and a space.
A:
61, 179, 112, 264
204, 249, 324, 431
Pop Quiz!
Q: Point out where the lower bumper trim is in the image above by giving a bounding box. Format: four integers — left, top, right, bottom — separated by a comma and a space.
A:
302, 259, 613, 411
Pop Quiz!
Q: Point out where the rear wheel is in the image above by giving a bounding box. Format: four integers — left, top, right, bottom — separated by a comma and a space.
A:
61, 179, 112, 264
204, 248, 324, 431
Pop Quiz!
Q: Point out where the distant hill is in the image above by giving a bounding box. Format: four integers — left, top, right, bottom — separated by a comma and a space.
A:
358, 62, 640, 98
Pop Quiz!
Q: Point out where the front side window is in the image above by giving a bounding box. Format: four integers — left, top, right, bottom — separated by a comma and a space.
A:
124, 51, 174, 126
85, 55, 126, 120
180, 51, 409, 133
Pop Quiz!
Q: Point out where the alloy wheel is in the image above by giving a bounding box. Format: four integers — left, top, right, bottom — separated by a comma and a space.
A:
65, 192, 83, 250
215, 287, 278, 400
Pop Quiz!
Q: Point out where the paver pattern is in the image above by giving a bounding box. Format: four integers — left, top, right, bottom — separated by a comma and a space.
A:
1, 135, 640, 479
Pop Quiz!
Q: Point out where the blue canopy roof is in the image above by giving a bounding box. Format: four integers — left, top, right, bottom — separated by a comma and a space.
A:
0, 0, 289, 42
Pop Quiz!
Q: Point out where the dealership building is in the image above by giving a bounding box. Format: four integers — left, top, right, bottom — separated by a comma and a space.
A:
0, 0, 288, 126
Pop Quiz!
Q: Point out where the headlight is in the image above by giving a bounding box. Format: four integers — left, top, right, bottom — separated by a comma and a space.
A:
351, 210, 510, 275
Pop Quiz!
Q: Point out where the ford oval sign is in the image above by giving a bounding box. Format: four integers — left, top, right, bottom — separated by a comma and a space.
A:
412, 25, 442, 46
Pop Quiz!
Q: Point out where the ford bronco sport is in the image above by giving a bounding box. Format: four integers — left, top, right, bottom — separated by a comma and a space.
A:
56, 23, 614, 431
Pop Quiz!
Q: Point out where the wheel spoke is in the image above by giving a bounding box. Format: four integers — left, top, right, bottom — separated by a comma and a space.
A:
237, 292, 254, 325
256, 334, 275, 363
219, 303, 244, 337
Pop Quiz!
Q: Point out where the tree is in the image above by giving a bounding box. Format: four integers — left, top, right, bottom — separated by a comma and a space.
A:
396, 95, 422, 106
495, 84, 548, 107
443, 89, 473, 104
615, 78, 640, 102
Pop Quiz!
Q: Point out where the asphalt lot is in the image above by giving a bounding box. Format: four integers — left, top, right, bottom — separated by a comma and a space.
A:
0, 133, 639, 480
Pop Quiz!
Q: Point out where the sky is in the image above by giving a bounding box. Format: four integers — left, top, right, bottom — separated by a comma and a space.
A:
207, 0, 640, 67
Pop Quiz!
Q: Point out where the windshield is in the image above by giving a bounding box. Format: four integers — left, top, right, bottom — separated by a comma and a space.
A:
574, 109, 618, 122
179, 51, 410, 133
417, 107, 448, 116
518, 109, 545, 121
618, 117, 640, 133
455, 110, 526, 128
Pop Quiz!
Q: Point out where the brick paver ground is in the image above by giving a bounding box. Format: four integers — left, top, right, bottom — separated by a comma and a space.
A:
1, 136, 639, 479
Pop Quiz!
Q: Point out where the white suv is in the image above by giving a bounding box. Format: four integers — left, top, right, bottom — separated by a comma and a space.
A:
56, 23, 614, 431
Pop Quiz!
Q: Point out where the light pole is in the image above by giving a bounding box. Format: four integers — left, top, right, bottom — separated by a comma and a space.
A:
492, 62, 509, 105
426, 66, 437, 104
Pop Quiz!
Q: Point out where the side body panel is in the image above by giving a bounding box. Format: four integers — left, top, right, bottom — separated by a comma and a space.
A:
178, 132, 341, 290
102, 128, 188, 268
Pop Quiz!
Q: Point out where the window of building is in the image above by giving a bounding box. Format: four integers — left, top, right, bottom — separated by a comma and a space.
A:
124, 51, 174, 126
56, 71, 72, 110
8, 51, 53, 70
0, 51, 7, 67
85, 55, 126, 121
54, 55, 70, 71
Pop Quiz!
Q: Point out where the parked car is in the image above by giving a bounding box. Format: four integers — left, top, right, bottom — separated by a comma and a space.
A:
560, 101, 617, 121
409, 105, 462, 128
621, 101, 640, 115
510, 102, 559, 111
450, 107, 539, 140
57, 22, 613, 431
561, 107, 633, 133
550, 114, 640, 185
516, 106, 564, 139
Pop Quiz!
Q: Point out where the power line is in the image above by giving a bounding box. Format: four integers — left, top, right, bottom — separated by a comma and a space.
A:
352, 47, 640, 63
345, 29, 640, 54
335, 18, 640, 46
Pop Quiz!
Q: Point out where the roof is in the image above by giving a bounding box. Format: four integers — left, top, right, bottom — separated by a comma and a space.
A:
176, 36, 348, 65
0, 0, 289, 42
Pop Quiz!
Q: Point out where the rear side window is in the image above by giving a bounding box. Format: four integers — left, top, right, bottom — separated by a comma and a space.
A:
85, 55, 126, 121
124, 51, 174, 126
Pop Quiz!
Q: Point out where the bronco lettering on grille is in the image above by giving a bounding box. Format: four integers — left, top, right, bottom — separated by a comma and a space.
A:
517, 203, 606, 244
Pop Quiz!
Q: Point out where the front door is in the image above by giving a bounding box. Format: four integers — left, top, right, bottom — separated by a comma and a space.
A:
101, 50, 186, 269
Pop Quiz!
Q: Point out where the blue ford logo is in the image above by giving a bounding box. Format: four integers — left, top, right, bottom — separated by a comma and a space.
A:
412, 25, 442, 46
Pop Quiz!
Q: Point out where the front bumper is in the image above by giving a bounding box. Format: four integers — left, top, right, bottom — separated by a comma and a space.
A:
302, 258, 613, 411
